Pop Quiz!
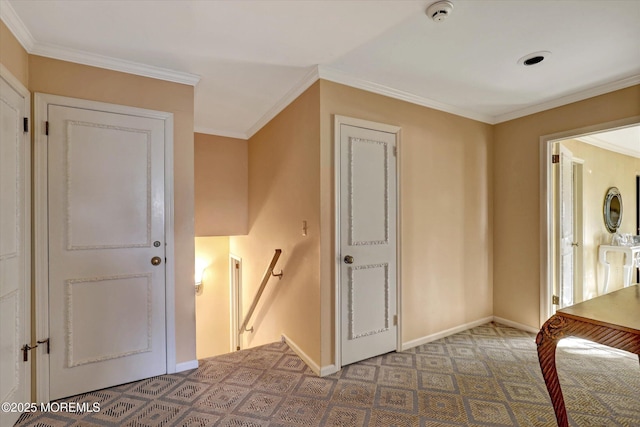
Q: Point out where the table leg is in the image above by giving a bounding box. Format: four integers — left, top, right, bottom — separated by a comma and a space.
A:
536, 315, 569, 427
602, 261, 611, 293
623, 265, 632, 287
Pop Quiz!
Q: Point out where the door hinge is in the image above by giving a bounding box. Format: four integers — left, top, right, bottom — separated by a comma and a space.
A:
23, 117, 28, 133
45, 121, 49, 136
21, 344, 38, 362
552, 295, 560, 305
551, 154, 559, 164
37, 338, 50, 354
393, 314, 398, 326
393, 146, 397, 157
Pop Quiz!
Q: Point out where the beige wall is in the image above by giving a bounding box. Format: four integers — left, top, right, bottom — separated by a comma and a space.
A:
319, 80, 494, 366
230, 82, 321, 362
194, 133, 248, 236
0, 21, 28, 87
561, 139, 640, 298
6, 12, 639, 373
195, 236, 231, 359
494, 85, 640, 329
28, 55, 197, 363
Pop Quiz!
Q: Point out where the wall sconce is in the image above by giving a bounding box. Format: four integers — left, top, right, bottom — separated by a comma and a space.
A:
195, 258, 209, 293
195, 271, 203, 292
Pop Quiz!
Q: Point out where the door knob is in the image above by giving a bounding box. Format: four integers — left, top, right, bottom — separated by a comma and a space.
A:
151, 256, 162, 266
344, 255, 354, 264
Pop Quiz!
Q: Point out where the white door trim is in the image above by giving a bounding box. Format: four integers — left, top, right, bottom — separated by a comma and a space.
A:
0, 64, 31, 414
333, 115, 401, 371
538, 115, 640, 327
34, 93, 175, 402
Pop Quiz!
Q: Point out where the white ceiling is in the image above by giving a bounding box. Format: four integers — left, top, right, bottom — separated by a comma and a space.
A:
3, 0, 640, 139
577, 125, 640, 158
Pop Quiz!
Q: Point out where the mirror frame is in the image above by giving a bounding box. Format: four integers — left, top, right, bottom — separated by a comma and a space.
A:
603, 187, 623, 233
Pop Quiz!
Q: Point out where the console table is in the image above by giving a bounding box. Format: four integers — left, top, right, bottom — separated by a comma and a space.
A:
536, 285, 640, 427
598, 244, 640, 292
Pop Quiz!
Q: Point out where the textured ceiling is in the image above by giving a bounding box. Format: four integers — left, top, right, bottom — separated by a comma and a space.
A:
3, 0, 640, 139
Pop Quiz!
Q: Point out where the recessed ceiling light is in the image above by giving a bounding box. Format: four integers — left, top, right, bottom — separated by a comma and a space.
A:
518, 51, 552, 67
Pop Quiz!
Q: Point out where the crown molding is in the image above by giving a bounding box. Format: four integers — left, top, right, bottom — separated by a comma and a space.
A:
1, 2, 200, 86
30, 43, 200, 86
0, 0, 35, 51
576, 133, 640, 159
317, 66, 495, 124
494, 75, 640, 124
194, 126, 247, 140
245, 66, 320, 139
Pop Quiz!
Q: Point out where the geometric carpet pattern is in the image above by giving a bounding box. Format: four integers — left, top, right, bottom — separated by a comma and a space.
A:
14, 322, 640, 426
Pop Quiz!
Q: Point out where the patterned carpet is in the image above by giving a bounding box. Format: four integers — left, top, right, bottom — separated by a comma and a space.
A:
14, 322, 640, 427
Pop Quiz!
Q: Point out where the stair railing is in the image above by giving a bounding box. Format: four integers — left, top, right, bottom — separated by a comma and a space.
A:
237, 249, 283, 349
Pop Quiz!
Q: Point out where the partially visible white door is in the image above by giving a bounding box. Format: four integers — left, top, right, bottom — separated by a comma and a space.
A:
230, 256, 242, 351
46, 104, 167, 400
0, 70, 30, 427
558, 144, 574, 307
339, 121, 398, 366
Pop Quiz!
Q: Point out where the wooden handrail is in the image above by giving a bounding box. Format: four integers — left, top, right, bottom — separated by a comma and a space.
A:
238, 249, 283, 343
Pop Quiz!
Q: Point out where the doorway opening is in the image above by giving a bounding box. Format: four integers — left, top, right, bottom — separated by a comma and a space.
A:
541, 119, 640, 324
194, 237, 242, 359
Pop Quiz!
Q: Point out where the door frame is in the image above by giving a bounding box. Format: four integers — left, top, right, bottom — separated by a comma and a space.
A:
229, 254, 242, 351
333, 115, 401, 371
539, 116, 640, 326
34, 93, 175, 402
0, 64, 31, 408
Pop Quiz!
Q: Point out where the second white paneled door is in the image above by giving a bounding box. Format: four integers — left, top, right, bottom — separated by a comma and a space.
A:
338, 118, 399, 366
44, 100, 168, 400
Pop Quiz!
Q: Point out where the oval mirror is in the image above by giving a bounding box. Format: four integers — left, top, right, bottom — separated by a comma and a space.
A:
603, 187, 622, 233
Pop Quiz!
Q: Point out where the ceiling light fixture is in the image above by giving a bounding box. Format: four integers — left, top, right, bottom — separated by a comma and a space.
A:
518, 51, 552, 67
426, 1, 454, 22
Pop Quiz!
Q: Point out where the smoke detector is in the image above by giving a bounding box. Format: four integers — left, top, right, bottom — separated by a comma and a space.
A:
426, 1, 454, 22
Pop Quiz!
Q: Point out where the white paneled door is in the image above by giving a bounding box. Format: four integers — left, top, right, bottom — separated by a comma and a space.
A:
558, 144, 574, 308
339, 120, 398, 366
0, 69, 30, 427
46, 103, 167, 400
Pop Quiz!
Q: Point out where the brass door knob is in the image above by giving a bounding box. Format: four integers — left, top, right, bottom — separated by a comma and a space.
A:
151, 256, 162, 266
344, 255, 354, 264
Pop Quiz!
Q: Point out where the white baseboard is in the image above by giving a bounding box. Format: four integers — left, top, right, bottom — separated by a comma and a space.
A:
320, 364, 339, 377
492, 316, 540, 334
401, 316, 493, 351
284, 316, 538, 375
281, 334, 322, 376
175, 360, 199, 373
